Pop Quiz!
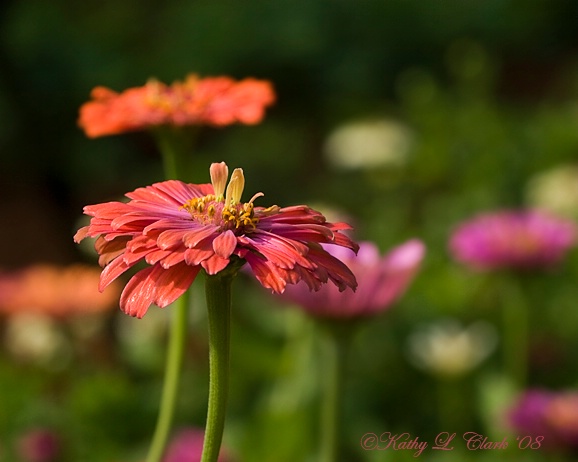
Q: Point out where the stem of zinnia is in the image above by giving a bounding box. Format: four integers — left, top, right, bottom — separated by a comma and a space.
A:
319, 322, 351, 462
145, 290, 190, 462
153, 127, 196, 180
501, 274, 528, 389
200, 271, 236, 462
436, 377, 463, 432
145, 127, 194, 462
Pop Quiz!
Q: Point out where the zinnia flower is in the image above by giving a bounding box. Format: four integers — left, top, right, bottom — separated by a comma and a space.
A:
79, 74, 276, 138
449, 209, 577, 270
278, 240, 424, 318
0, 264, 121, 317
17, 428, 60, 462
509, 389, 578, 450
163, 428, 230, 462
74, 162, 358, 318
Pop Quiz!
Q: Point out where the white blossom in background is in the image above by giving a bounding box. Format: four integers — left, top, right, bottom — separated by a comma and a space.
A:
4, 313, 71, 368
526, 164, 578, 220
323, 118, 413, 169
407, 318, 497, 379
115, 305, 169, 369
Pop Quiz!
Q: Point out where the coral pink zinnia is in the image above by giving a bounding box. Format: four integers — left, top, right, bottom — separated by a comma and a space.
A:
74, 162, 358, 318
78, 74, 276, 138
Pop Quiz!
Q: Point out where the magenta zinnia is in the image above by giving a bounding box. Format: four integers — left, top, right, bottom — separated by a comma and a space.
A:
449, 209, 577, 270
163, 427, 230, 462
74, 162, 358, 318
508, 389, 578, 450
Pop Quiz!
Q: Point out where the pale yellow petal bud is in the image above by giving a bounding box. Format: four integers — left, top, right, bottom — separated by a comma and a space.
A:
225, 168, 245, 205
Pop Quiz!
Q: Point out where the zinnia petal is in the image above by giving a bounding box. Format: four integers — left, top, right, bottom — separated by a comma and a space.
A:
244, 253, 287, 293
212, 230, 237, 259
120, 263, 200, 318
201, 254, 231, 275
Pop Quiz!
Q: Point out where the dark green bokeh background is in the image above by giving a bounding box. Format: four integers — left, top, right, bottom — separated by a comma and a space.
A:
2, 1, 578, 461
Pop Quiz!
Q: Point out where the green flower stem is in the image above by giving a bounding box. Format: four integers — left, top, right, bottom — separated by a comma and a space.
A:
144, 127, 195, 462
153, 127, 197, 181
145, 290, 190, 462
200, 272, 235, 462
319, 322, 352, 462
436, 377, 463, 432
501, 274, 528, 389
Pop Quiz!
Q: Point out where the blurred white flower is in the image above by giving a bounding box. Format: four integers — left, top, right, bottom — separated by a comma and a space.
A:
323, 118, 413, 169
4, 313, 71, 368
407, 318, 497, 379
526, 164, 578, 220
115, 306, 169, 369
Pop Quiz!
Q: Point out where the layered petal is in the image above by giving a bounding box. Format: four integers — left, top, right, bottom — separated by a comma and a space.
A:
120, 263, 200, 317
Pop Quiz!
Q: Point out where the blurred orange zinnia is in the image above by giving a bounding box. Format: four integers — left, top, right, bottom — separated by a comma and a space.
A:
0, 264, 121, 317
78, 74, 276, 138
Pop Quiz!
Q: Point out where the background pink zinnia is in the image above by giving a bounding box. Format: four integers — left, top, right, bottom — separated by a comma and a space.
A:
163, 428, 230, 462
16, 428, 60, 462
449, 209, 577, 270
278, 239, 425, 318
509, 389, 578, 450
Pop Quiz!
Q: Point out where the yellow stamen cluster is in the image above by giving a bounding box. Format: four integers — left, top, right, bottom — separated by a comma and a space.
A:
145, 76, 200, 113
182, 163, 263, 230
222, 202, 259, 229
145, 79, 173, 112
181, 195, 259, 230
182, 195, 218, 217
181, 195, 221, 227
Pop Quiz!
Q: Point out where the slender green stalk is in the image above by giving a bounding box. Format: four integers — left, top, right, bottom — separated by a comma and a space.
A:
501, 274, 528, 389
319, 323, 351, 462
155, 127, 182, 179
145, 291, 190, 462
153, 127, 197, 181
436, 378, 463, 432
144, 127, 194, 462
200, 273, 235, 462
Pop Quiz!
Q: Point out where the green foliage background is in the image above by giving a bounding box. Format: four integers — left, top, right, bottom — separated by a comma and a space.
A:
2, 1, 578, 461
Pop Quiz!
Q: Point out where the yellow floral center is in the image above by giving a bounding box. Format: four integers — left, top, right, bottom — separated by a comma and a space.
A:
181, 163, 262, 231
144, 75, 199, 113
222, 202, 259, 229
